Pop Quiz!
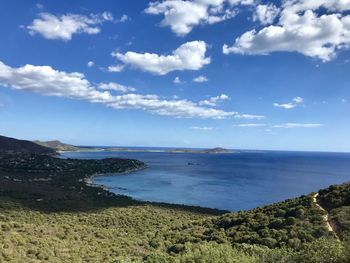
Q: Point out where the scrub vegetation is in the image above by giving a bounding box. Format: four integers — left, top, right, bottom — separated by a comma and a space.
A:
0, 153, 349, 262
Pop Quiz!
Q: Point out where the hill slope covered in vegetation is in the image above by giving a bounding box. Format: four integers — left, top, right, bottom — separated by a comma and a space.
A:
0, 152, 349, 262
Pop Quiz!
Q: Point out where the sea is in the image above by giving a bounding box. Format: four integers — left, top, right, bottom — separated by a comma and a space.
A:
61, 149, 350, 211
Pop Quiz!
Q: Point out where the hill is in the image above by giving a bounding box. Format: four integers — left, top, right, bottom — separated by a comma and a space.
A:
33, 140, 80, 152
0, 135, 56, 155
0, 135, 348, 262
0, 152, 349, 261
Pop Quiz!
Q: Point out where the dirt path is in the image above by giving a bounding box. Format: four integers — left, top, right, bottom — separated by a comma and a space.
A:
313, 193, 339, 239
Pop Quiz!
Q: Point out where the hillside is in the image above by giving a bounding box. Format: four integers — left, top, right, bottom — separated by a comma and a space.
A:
33, 140, 80, 152
0, 135, 56, 155
0, 151, 349, 261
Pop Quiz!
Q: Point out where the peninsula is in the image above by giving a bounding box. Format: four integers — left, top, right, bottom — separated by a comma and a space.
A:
32, 139, 237, 154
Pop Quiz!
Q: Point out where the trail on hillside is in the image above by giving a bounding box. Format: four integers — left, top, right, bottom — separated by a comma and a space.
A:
313, 193, 339, 239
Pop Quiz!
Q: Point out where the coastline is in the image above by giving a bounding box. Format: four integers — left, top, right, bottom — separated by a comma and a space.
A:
84, 164, 147, 190
83, 164, 227, 215
58, 148, 239, 154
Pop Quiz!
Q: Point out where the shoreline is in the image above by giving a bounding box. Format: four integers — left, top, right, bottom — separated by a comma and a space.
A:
84, 164, 148, 189
58, 149, 238, 154
83, 164, 227, 215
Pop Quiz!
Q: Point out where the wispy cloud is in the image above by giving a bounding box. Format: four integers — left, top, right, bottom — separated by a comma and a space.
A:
274, 97, 304, 109
107, 64, 125, 73
97, 82, 136, 93
234, 123, 324, 129
190, 126, 214, 131
234, 123, 266, 127
193, 75, 208, 83
272, 123, 324, 129
199, 94, 229, 107
117, 14, 129, 23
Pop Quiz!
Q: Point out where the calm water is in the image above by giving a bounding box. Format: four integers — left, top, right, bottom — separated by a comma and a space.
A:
62, 150, 350, 211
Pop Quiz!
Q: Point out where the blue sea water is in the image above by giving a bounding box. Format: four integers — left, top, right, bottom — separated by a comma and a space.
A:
62, 150, 350, 211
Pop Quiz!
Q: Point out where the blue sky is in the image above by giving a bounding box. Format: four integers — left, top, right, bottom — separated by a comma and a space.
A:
0, 0, 349, 152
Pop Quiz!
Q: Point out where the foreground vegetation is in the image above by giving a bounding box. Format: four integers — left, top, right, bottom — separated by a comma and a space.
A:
0, 153, 349, 262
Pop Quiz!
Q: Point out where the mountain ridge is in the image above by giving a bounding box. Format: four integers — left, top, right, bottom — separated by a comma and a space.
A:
0, 135, 56, 155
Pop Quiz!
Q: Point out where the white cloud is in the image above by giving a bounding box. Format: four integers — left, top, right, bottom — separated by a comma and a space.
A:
235, 123, 266, 127
173, 76, 183, 84
341, 98, 347, 103
27, 12, 114, 41
199, 94, 229, 106
234, 114, 264, 120
36, 3, 44, 9
193, 75, 208, 82
119, 14, 129, 23
113, 41, 210, 75
234, 122, 324, 129
0, 60, 263, 120
97, 82, 136, 93
87, 61, 94, 67
253, 4, 280, 25
107, 64, 125, 73
274, 96, 304, 109
273, 123, 324, 128
145, 0, 252, 36
223, 0, 350, 61
190, 126, 214, 130
292, 96, 304, 104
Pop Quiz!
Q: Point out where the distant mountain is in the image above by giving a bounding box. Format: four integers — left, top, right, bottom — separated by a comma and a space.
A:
0, 135, 56, 155
33, 140, 79, 152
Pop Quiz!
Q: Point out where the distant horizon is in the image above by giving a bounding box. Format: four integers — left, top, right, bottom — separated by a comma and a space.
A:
4, 133, 350, 154
68, 145, 350, 154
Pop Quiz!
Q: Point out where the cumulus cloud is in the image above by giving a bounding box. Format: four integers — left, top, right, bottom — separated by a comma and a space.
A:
273, 123, 324, 128
193, 75, 208, 82
223, 0, 350, 61
253, 4, 280, 25
87, 61, 94, 67
0, 60, 263, 119
113, 41, 210, 75
274, 97, 304, 109
27, 12, 114, 41
190, 126, 214, 130
145, 0, 255, 36
199, 94, 229, 106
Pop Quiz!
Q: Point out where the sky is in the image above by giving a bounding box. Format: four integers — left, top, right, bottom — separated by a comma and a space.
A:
0, 0, 349, 152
